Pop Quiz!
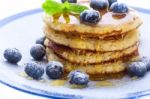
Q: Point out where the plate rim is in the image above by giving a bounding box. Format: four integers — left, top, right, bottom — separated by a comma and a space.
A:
0, 7, 150, 99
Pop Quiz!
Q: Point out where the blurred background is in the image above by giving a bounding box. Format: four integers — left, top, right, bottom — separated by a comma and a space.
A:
0, 0, 150, 99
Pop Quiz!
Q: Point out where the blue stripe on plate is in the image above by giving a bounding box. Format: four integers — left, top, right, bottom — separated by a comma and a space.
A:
0, 8, 42, 27
0, 79, 81, 99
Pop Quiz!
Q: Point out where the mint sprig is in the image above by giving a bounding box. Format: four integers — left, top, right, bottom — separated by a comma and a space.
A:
42, 0, 88, 23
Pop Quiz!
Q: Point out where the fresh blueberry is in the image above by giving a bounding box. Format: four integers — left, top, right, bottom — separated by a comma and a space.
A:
36, 36, 46, 47
138, 57, 150, 71
30, 44, 46, 61
25, 62, 44, 80
61, 0, 77, 3
4, 48, 22, 64
46, 61, 64, 79
80, 10, 101, 25
68, 70, 89, 86
127, 62, 147, 77
110, 2, 128, 13
108, 0, 117, 7
90, 0, 109, 10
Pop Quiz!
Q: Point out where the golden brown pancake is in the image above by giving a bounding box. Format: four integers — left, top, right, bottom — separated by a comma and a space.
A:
46, 48, 139, 75
43, 9, 142, 38
44, 25, 128, 40
45, 39, 138, 64
44, 25, 139, 51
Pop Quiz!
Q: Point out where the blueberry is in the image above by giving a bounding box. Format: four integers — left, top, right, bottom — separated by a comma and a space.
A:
108, 0, 117, 7
127, 62, 147, 77
68, 70, 89, 86
36, 36, 46, 47
4, 48, 22, 64
138, 57, 150, 71
80, 10, 101, 25
25, 62, 44, 80
61, 0, 77, 3
30, 44, 45, 61
90, 0, 109, 10
46, 61, 64, 79
110, 2, 128, 13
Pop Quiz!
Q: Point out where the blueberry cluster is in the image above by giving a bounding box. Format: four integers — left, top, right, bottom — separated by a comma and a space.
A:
23, 60, 90, 87
3, 44, 150, 86
80, 0, 129, 25
127, 57, 150, 77
59, 0, 128, 25
23, 60, 65, 80
89, 0, 128, 13
3, 36, 46, 63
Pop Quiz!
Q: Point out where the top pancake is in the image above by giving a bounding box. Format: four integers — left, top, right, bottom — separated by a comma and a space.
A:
43, 8, 142, 38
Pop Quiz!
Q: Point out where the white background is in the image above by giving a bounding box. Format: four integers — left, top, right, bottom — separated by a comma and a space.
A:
0, 0, 150, 99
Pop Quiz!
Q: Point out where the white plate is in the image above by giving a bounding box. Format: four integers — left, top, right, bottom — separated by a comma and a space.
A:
0, 8, 150, 99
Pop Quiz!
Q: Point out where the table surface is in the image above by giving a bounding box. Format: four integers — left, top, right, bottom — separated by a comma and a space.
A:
0, 0, 150, 99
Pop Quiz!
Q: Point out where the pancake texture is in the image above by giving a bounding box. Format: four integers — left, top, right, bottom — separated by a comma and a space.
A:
44, 25, 139, 51
46, 48, 139, 75
44, 9, 142, 38
45, 39, 138, 64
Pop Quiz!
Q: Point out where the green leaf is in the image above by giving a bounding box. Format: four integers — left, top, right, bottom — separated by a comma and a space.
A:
62, 1, 70, 13
42, 0, 89, 23
42, 0, 88, 15
68, 3, 88, 14
42, 0, 64, 15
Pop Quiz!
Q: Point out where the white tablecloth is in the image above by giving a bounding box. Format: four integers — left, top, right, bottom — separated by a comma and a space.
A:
0, 0, 150, 99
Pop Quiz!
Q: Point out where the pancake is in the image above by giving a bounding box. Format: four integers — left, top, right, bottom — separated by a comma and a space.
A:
46, 48, 139, 75
44, 9, 142, 38
45, 39, 138, 64
43, 1, 142, 80
44, 24, 128, 40
44, 25, 139, 51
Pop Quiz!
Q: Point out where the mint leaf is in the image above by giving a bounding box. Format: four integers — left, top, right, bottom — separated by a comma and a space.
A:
42, 0, 88, 15
62, 1, 70, 13
42, 0, 64, 15
68, 3, 88, 14
42, 0, 89, 23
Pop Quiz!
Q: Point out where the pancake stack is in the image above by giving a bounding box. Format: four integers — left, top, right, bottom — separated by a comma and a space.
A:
43, 7, 142, 80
